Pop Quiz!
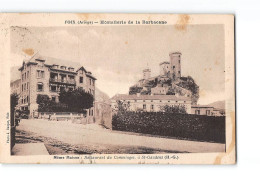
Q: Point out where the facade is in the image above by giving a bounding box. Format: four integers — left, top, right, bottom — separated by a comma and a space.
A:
159, 61, 170, 76
143, 68, 151, 80
151, 84, 169, 95
169, 52, 182, 80
10, 79, 21, 95
191, 105, 224, 116
17, 53, 96, 118
111, 94, 192, 113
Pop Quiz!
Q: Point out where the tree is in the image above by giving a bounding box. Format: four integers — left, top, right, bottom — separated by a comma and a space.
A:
10, 93, 19, 123
59, 88, 94, 112
160, 104, 187, 114
112, 100, 130, 113
129, 86, 143, 95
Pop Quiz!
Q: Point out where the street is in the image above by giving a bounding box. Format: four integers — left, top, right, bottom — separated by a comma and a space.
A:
15, 119, 225, 154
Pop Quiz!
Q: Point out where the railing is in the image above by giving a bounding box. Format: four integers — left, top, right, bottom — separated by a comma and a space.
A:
49, 78, 76, 85
38, 112, 84, 121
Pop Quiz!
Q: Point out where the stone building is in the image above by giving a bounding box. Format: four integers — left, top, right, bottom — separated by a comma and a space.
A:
169, 52, 182, 80
191, 105, 224, 116
17, 53, 96, 118
159, 61, 170, 76
143, 68, 151, 80
111, 93, 192, 113
10, 79, 21, 95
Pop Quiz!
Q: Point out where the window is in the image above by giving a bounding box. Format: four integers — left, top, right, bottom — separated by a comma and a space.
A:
26, 96, 29, 103
50, 86, 57, 92
37, 83, 43, 92
172, 66, 175, 69
143, 104, 146, 110
195, 110, 200, 115
22, 84, 23, 92
53, 65, 59, 69
80, 76, 83, 83
27, 71, 29, 78
151, 104, 154, 110
37, 70, 44, 78
60, 87, 65, 92
69, 67, 74, 71
24, 72, 26, 80
51, 96, 56, 102
178, 71, 180, 74
206, 110, 210, 116
90, 79, 91, 85
179, 60, 180, 63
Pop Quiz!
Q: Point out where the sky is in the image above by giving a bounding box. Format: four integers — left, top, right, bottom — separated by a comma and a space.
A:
10, 25, 225, 104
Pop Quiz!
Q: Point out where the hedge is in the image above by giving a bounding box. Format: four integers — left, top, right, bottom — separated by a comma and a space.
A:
112, 112, 225, 143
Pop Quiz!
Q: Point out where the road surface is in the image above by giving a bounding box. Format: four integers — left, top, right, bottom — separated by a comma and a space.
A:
16, 119, 225, 154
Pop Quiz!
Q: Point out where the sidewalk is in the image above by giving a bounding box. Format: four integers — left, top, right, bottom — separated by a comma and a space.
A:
12, 143, 49, 155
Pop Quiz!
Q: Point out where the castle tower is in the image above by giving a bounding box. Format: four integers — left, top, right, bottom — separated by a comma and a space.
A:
143, 68, 151, 80
159, 61, 170, 76
169, 52, 182, 80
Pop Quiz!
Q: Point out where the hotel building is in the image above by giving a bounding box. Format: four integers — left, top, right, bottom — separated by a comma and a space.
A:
17, 53, 96, 118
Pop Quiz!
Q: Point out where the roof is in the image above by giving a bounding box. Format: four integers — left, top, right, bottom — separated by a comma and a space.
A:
159, 61, 170, 65
143, 68, 151, 72
191, 105, 214, 108
169, 51, 182, 55
28, 53, 81, 69
19, 53, 96, 80
111, 94, 191, 101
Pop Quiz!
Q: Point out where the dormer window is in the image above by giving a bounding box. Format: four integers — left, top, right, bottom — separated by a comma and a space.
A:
68, 67, 74, 71
53, 65, 59, 69
60, 66, 66, 70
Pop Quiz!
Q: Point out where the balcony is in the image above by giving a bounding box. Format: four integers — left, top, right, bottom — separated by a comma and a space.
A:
49, 78, 76, 85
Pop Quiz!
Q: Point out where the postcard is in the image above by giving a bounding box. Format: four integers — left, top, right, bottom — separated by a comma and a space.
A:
0, 13, 235, 164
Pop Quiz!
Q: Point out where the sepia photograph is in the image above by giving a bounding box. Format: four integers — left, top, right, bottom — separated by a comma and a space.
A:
0, 13, 235, 164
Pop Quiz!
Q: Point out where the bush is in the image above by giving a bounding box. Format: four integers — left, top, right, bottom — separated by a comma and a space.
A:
112, 112, 225, 143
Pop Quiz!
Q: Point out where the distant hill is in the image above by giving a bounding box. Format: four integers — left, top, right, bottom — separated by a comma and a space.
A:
95, 87, 110, 103
207, 100, 225, 110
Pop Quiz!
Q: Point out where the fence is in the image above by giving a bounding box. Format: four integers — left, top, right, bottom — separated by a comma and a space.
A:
112, 111, 225, 143
38, 112, 84, 121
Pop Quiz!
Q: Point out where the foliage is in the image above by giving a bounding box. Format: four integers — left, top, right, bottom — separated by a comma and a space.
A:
36, 94, 67, 112
129, 86, 143, 95
112, 111, 225, 143
10, 93, 19, 123
160, 104, 187, 114
59, 88, 94, 112
112, 100, 131, 113
37, 88, 93, 112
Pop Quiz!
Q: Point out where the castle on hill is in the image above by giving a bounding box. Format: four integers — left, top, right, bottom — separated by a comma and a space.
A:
129, 52, 199, 105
